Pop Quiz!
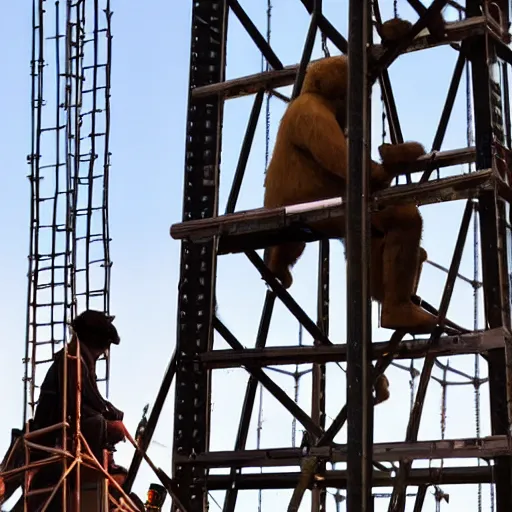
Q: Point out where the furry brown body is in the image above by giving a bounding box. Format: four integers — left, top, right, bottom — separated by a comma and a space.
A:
263, 55, 436, 333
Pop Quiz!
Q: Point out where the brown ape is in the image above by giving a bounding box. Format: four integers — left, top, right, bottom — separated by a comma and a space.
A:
263, 56, 436, 333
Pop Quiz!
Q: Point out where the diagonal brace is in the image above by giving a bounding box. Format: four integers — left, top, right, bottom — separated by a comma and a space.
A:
214, 316, 323, 438
227, 0, 283, 71
406, 0, 446, 39
245, 249, 332, 345
225, 90, 265, 214
299, 0, 348, 54
221, 291, 276, 512
420, 50, 466, 184
123, 350, 178, 493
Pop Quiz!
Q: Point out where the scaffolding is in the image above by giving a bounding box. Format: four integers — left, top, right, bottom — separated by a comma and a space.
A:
1, 336, 143, 511
160, 0, 512, 511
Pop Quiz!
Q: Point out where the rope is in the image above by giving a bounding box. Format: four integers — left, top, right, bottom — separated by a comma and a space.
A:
292, 324, 304, 447
257, 3, 272, 511
263, 0, 272, 173
256, 383, 264, 512
321, 32, 330, 58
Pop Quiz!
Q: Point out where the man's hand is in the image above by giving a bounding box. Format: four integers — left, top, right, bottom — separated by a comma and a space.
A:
107, 420, 128, 444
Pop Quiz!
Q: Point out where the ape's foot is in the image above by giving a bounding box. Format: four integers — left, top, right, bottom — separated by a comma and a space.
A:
381, 301, 437, 333
374, 374, 390, 405
380, 18, 413, 43
269, 266, 293, 289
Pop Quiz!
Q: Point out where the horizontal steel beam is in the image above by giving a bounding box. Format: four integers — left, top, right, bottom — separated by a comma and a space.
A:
175, 435, 512, 468
170, 168, 496, 253
192, 17, 490, 100
197, 328, 505, 369
205, 466, 493, 490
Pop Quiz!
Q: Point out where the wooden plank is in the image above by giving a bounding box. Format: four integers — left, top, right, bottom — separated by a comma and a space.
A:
170, 169, 495, 249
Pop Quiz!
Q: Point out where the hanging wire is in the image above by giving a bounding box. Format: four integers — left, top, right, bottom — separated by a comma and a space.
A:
321, 32, 330, 58
408, 359, 418, 414
262, 0, 272, 174
292, 324, 303, 447
256, 382, 264, 512
257, 3, 272, 510
440, 363, 448, 443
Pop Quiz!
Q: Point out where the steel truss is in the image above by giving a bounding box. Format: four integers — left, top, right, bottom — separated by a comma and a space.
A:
0, 0, 114, 509
169, 0, 511, 511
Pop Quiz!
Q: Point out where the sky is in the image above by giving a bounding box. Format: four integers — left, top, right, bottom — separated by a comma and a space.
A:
0, 0, 506, 510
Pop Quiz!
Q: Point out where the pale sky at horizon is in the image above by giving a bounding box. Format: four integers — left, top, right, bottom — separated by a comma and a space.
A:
0, 1, 504, 510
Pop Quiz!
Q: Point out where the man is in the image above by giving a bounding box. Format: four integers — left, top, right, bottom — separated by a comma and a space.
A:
28, 310, 134, 510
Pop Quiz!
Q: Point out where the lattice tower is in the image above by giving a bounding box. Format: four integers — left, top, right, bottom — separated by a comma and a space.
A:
163, 0, 512, 511
25, 0, 114, 423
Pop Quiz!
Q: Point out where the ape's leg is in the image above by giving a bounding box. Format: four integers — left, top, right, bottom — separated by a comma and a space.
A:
266, 242, 307, 289
373, 205, 437, 332
310, 218, 345, 239
371, 238, 426, 299
370, 236, 385, 302
414, 247, 428, 295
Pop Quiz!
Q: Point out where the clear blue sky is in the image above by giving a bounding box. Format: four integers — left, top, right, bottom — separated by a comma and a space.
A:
0, 1, 498, 510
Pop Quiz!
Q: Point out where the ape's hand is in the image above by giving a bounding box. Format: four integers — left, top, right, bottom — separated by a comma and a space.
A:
379, 142, 426, 179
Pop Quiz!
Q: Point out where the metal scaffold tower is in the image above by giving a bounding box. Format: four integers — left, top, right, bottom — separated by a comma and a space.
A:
25, 0, 114, 422
166, 0, 512, 511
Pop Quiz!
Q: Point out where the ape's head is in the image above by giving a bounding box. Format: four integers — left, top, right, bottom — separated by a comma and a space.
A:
71, 309, 120, 352
301, 56, 348, 130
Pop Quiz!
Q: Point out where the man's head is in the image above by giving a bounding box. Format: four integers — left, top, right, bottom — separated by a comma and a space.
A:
71, 309, 120, 353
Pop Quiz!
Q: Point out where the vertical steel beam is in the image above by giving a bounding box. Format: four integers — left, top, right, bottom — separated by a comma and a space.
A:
345, 0, 373, 510
172, 2, 228, 511
467, 1, 512, 510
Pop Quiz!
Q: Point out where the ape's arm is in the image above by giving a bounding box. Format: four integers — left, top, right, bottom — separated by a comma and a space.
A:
289, 96, 348, 181
371, 141, 427, 192
370, 162, 395, 192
